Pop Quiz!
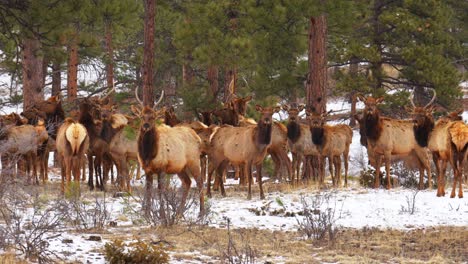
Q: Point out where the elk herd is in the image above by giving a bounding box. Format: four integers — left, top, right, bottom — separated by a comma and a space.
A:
0, 87, 467, 215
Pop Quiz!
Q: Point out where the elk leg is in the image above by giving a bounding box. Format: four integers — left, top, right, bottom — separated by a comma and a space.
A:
335, 156, 342, 187
217, 161, 228, 197
201, 155, 207, 183
88, 154, 94, 190
206, 161, 216, 198
291, 152, 297, 184
187, 162, 205, 214
433, 153, 443, 196
440, 159, 447, 196
384, 152, 392, 190
246, 162, 252, 200
270, 151, 281, 182
343, 151, 349, 188
280, 149, 292, 184
374, 155, 382, 189
178, 171, 192, 217
256, 164, 265, 200
457, 148, 465, 198
143, 171, 154, 216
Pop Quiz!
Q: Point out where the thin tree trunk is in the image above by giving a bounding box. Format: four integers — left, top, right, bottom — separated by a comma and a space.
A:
349, 57, 358, 127
207, 65, 219, 101
51, 59, 61, 97
22, 37, 44, 109
105, 20, 115, 102
142, 0, 156, 107
305, 14, 328, 182
182, 55, 194, 85
67, 31, 79, 102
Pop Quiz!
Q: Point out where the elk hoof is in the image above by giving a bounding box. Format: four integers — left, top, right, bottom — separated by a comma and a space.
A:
459, 194, 463, 199
450, 194, 455, 198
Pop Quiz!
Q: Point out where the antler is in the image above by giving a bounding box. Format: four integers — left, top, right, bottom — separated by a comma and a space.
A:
135, 87, 143, 106
424, 88, 436, 109
100, 83, 116, 101
153, 91, 164, 109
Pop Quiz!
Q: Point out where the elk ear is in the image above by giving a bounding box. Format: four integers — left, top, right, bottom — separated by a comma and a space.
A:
376, 97, 384, 104
282, 105, 290, 111
244, 95, 252, 102
273, 106, 281, 113
456, 109, 463, 115
298, 104, 305, 112
354, 114, 362, 123
130, 105, 142, 116
255, 105, 263, 112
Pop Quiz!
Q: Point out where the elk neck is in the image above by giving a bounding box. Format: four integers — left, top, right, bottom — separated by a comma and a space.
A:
413, 115, 434, 148
311, 126, 325, 146
363, 111, 382, 141
256, 120, 272, 146
287, 121, 301, 143
138, 125, 158, 167
100, 120, 117, 143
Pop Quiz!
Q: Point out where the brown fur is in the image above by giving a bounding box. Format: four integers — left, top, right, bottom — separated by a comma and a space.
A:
207, 105, 280, 199
136, 106, 204, 214
358, 95, 432, 190
283, 104, 318, 184
56, 118, 89, 194
307, 110, 353, 187
164, 106, 181, 127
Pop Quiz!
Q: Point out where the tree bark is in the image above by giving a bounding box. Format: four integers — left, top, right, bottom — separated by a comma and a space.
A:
306, 15, 327, 113
67, 30, 79, 102
22, 37, 44, 109
305, 14, 328, 182
349, 57, 358, 127
142, 0, 156, 107
51, 59, 61, 97
207, 65, 219, 101
105, 20, 115, 103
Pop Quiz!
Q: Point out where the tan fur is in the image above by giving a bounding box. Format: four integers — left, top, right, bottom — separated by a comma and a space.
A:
65, 123, 88, 155
56, 119, 89, 194
449, 122, 468, 152
321, 124, 353, 187
111, 114, 128, 129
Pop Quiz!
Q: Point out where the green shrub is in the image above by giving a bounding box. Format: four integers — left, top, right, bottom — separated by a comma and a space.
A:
104, 239, 169, 264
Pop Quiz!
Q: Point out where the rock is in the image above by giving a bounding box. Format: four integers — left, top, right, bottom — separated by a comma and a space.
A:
87, 235, 102, 241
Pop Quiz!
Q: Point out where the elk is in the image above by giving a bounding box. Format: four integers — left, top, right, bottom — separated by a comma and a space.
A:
164, 106, 181, 127
197, 110, 214, 126
56, 118, 89, 194
357, 94, 432, 189
21, 95, 65, 182
135, 90, 205, 215
411, 90, 467, 198
207, 105, 280, 200
0, 121, 48, 183
282, 104, 321, 184
306, 109, 353, 187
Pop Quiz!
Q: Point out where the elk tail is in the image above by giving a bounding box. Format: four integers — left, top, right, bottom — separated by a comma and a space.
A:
65, 123, 87, 155
449, 122, 468, 152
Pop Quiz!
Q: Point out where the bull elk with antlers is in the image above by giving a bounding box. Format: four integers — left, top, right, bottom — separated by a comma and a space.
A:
307, 109, 353, 187
411, 90, 467, 198
56, 118, 89, 194
134, 90, 205, 215
357, 94, 432, 189
207, 105, 280, 199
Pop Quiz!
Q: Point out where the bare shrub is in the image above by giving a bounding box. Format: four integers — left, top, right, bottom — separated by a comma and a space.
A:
58, 193, 110, 230
296, 192, 346, 244
139, 177, 209, 226
0, 183, 65, 263
399, 189, 419, 215
104, 239, 169, 264
221, 217, 257, 264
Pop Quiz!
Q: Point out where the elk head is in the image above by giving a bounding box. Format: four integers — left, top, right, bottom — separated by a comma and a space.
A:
410, 88, 436, 147
134, 88, 165, 133
255, 105, 280, 145
231, 95, 252, 116
357, 94, 384, 117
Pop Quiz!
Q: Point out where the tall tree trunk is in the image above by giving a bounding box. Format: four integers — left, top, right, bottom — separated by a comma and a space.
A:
305, 14, 328, 182
349, 56, 358, 127
224, 68, 237, 103
51, 59, 61, 97
371, 0, 384, 94
182, 55, 194, 86
22, 37, 44, 109
163, 70, 175, 107
105, 20, 115, 102
142, 0, 156, 107
207, 65, 219, 102
306, 15, 327, 113
67, 31, 79, 102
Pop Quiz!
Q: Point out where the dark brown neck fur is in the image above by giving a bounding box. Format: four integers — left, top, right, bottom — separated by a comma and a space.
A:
413, 116, 434, 147
363, 112, 382, 141
138, 126, 158, 167
287, 121, 301, 143
311, 127, 325, 146
256, 121, 272, 145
